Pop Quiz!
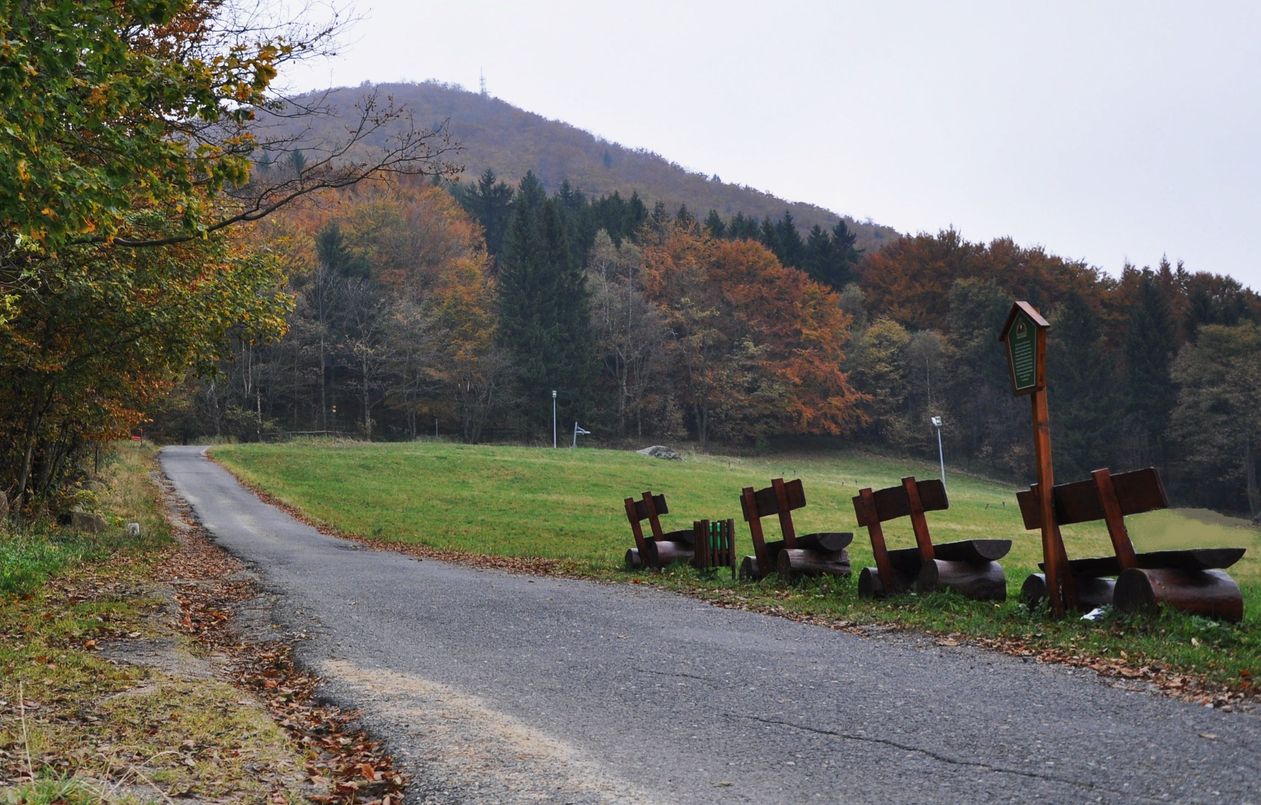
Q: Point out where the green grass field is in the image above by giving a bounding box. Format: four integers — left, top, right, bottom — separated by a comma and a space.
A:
212, 439, 1261, 691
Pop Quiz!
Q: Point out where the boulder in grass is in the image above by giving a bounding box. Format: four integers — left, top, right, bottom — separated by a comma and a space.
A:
636, 445, 682, 461
58, 510, 107, 533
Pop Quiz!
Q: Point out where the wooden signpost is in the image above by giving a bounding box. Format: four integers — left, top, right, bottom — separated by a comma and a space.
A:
1000, 302, 1074, 617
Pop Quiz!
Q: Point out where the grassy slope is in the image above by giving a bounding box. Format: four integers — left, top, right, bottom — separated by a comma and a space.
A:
214, 441, 1260, 692
213, 440, 1261, 587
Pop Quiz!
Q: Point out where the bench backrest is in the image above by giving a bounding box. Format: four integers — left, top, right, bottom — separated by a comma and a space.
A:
624, 491, 671, 556
852, 477, 946, 590
1016, 467, 1166, 571
853, 478, 948, 526
1016, 468, 1166, 528
627, 493, 669, 523
740, 478, 806, 520
740, 478, 806, 569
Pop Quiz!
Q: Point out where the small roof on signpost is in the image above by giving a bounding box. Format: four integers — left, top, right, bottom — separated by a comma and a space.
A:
999, 301, 1049, 396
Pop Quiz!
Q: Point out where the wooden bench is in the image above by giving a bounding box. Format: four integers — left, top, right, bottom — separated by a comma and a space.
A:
624, 491, 694, 569
691, 519, 737, 578
739, 478, 852, 581
1016, 467, 1245, 621
852, 476, 1011, 600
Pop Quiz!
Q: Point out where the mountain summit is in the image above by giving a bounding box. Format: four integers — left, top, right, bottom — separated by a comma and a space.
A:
284, 80, 898, 252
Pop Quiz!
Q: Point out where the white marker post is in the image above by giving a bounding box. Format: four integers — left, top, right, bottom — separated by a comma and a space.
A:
552, 390, 557, 448
573, 422, 590, 448
930, 415, 946, 490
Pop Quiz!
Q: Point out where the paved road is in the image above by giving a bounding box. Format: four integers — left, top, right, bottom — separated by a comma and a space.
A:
161, 445, 1260, 804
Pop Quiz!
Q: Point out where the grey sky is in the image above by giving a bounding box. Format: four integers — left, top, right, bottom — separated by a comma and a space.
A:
282, 1, 1261, 291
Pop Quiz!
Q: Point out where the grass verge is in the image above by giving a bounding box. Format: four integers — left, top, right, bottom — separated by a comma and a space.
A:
0, 443, 308, 801
213, 439, 1260, 702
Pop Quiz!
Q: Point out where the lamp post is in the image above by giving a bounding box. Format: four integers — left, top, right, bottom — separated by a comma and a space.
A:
930, 415, 945, 489
552, 390, 557, 449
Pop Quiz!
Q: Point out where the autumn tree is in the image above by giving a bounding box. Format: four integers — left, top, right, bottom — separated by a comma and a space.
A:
858, 229, 979, 330
0, 0, 454, 508
586, 231, 666, 437
643, 228, 863, 447
847, 318, 913, 444
230, 179, 499, 442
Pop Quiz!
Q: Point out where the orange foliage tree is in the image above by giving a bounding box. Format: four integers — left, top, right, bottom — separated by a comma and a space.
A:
643, 226, 865, 446
223, 178, 502, 441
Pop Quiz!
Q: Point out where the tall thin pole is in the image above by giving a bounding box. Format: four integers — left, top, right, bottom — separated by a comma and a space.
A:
552, 390, 557, 449
935, 425, 946, 489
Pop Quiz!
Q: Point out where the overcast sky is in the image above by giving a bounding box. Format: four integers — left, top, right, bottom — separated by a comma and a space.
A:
281, 1, 1261, 291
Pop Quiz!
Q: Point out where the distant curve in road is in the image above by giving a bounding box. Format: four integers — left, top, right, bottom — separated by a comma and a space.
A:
161, 445, 1260, 804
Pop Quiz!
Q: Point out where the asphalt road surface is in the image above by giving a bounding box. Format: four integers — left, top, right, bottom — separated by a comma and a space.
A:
161, 445, 1261, 804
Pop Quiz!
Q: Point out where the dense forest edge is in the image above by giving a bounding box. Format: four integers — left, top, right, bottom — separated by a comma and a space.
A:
150, 164, 1261, 518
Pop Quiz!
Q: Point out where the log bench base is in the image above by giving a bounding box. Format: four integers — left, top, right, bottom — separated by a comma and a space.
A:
1020, 572, 1116, 612
858, 566, 913, 598
916, 558, 1007, 601
626, 539, 694, 570
776, 548, 851, 582
1022, 566, 1244, 622
1114, 567, 1243, 622
740, 548, 852, 581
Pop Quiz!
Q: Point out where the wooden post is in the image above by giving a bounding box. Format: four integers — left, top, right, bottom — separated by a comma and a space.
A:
694, 519, 710, 570
859, 487, 897, 595
742, 486, 770, 575
1001, 301, 1074, 617
902, 476, 935, 561
625, 497, 648, 558
641, 492, 665, 542
1092, 468, 1138, 571
771, 477, 798, 548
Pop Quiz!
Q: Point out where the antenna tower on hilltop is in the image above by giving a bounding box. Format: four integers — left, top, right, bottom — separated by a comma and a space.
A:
479, 68, 487, 97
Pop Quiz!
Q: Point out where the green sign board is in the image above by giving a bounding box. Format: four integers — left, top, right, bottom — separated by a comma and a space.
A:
1004, 308, 1039, 392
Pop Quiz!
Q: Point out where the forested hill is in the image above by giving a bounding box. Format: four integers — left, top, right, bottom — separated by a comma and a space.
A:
283, 81, 899, 253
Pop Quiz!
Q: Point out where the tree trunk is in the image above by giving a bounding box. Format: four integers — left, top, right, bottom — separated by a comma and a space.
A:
14, 417, 40, 512
1246, 440, 1259, 519
319, 334, 327, 431
696, 403, 708, 451
361, 351, 371, 440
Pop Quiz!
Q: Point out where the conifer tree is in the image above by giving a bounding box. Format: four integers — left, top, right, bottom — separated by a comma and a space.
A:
831, 219, 864, 282
1124, 276, 1179, 469
803, 224, 837, 287
625, 192, 648, 234
457, 169, 515, 258
703, 210, 726, 239
675, 204, 696, 230
1048, 291, 1123, 478
758, 216, 779, 257
773, 212, 805, 269
728, 213, 759, 241
497, 173, 594, 436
